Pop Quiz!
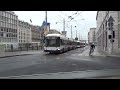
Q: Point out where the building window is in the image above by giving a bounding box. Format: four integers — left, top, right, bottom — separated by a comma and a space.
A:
8, 13, 10, 18
0, 11, 2, 16
1, 27, 3, 31
9, 34, 11, 37
8, 28, 10, 32
4, 27, 6, 32
0, 16, 1, 21
7, 28, 8, 32
15, 29, 17, 33
0, 32, 3, 36
3, 12, 5, 16
11, 29, 13, 33
6, 34, 8, 37
13, 29, 15, 33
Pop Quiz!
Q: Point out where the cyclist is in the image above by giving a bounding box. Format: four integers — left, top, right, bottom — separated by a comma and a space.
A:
89, 43, 95, 55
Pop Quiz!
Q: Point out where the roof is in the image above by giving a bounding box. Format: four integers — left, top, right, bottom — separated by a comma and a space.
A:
46, 34, 78, 42
46, 34, 69, 40
77, 40, 80, 42
46, 33, 65, 38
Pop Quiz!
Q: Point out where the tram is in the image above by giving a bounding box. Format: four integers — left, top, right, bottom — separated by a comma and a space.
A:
44, 33, 78, 54
77, 40, 81, 48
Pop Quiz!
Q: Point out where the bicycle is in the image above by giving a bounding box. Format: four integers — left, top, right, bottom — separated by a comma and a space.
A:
89, 48, 94, 56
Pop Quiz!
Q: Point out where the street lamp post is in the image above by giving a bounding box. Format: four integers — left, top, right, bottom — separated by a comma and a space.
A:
71, 25, 72, 38
75, 26, 78, 40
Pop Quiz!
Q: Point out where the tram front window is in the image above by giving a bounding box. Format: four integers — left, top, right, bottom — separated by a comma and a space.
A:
77, 42, 80, 45
45, 37, 60, 47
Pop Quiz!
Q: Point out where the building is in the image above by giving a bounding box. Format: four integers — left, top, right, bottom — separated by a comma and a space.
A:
0, 11, 18, 50
96, 11, 120, 54
18, 20, 32, 48
31, 25, 41, 47
41, 21, 50, 36
88, 28, 96, 44
40, 21, 50, 48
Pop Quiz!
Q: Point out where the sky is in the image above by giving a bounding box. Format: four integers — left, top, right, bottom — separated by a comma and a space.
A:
14, 11, 97, 40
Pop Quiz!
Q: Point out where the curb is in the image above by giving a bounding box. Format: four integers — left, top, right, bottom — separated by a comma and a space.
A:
0, 54, 33, 58
106, 55, 120, 58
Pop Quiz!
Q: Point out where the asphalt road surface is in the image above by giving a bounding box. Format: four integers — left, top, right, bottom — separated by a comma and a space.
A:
0, 47, 120, 78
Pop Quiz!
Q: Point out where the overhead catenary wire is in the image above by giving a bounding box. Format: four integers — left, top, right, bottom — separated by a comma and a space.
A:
47, 11, 86, 38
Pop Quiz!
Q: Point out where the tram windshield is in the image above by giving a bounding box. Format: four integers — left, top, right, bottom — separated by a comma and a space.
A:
45, 37, 60, 47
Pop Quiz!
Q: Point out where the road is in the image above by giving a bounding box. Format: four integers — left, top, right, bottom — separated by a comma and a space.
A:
0, 47, 120, 78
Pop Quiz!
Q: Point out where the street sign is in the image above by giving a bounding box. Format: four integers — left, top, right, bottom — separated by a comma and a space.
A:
108, 22, 113, 27
108, 35, 112, 39
108, 16, 114, 22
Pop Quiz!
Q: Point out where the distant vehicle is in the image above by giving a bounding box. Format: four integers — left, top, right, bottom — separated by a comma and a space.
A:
44, 33, 78, 54
79, 42, 86, 48
77, 41, 81, 48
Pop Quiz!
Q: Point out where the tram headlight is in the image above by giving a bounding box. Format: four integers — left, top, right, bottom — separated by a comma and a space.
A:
57, 49, 60, 50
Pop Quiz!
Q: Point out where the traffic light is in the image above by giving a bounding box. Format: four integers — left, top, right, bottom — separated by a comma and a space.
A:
113, 31, 115, 38
108, 35, 112, 39
108, 22, 113, 27
108, 22, 113, 30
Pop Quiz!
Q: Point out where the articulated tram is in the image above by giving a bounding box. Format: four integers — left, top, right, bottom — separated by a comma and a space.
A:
77, 40, 81, 48
44, 33, 78, 54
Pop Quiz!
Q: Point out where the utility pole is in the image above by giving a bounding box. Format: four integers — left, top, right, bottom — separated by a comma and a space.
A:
76, 29, 77, 38
71, 25, 72, 38
75, 26, 78, 40
63, 18, 65, 31
42, 11, 47, 49
45, 11, 47, 32
79, 33, 80, 41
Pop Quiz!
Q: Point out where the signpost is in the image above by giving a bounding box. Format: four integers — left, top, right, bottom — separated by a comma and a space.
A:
108, 16, 114, 54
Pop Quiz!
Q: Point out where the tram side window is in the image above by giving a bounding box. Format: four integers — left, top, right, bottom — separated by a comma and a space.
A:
67, 41, 69, 45
61, 39, 64, 45
61, 40, 66, 45
64, 40, 67, 45
63, 40, 65, 45
56, 37, 60, 46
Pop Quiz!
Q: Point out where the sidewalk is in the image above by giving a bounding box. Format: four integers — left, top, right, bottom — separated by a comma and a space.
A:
78, 46, 106, 57
98, 49, 120, 58
78, 46, 120, 58
0, 50, 43, 58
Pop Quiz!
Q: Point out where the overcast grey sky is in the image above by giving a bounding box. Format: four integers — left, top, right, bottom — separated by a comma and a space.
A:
14, 11, 97, 40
